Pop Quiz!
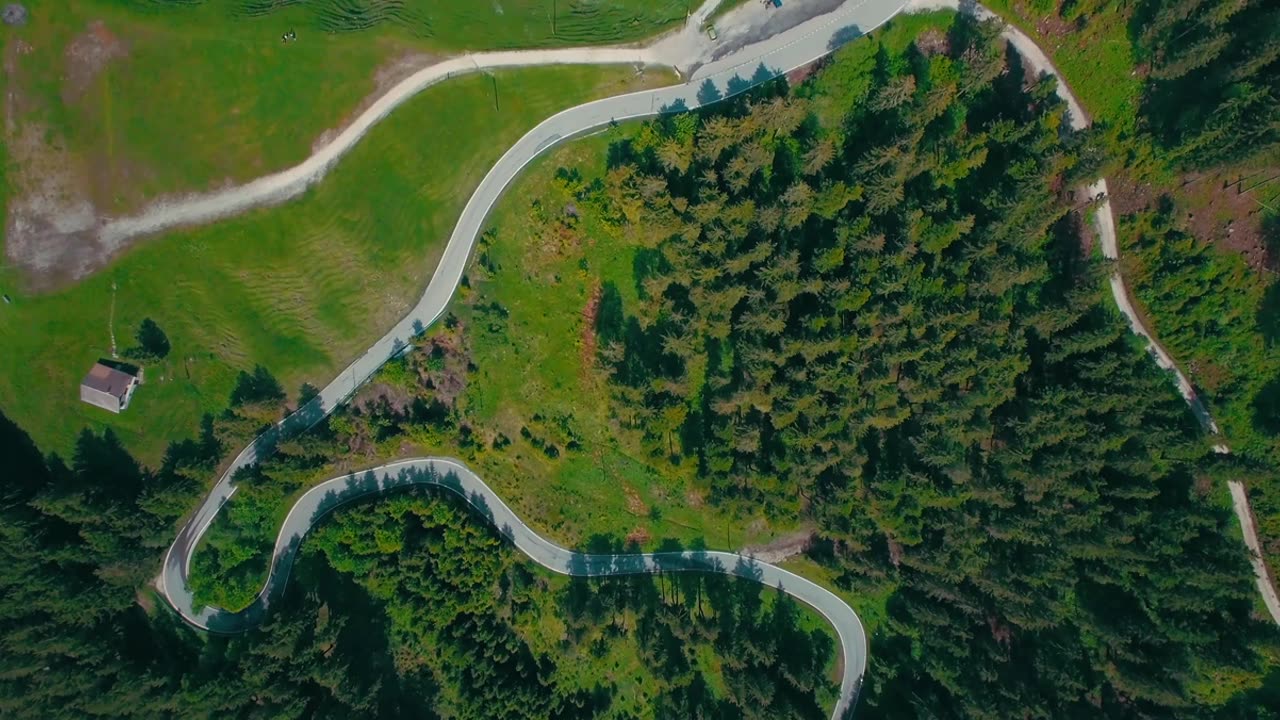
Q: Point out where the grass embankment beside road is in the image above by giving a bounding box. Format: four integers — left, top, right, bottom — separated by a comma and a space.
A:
220, 0, 695, 49
0, 65, 669, 466
6, 0, 410, 217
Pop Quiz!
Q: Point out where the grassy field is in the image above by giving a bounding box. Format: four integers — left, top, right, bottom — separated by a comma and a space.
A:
7, 0, 412, 217
445, 130, 799, 550
2, 0, 691, 221
0, 65, 667, 465
212, 0, 697, 48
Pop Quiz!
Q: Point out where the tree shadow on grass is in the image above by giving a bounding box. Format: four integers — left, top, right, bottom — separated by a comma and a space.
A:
606, 137, 637, 170
631, 247, 667, 299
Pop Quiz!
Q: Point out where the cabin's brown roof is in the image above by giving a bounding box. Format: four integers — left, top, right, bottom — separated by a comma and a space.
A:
81, 363, 135, 398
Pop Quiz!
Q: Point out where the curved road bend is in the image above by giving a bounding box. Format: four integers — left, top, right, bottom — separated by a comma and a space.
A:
164, 459, 869, 719
163, 0, 913, 598
165, 0, 912, 604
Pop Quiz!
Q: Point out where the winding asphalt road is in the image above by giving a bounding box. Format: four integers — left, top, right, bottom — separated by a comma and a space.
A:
166, 458, 869, 718
156, 4, 1279, 720
160, 2, 911, 719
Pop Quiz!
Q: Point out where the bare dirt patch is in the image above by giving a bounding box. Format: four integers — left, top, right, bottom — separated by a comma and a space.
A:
1106, 172, 1158, 219
580, 280, 602, 373
623, 483, 649, 516
416, 326, 471, 405
684, 487, 706, 508
1176, 166, 1279, 272
785, 57, 822, 86
1111, 168, 1279, 273
740, 527, 814, 564
63, 20, 127, 104
3, 22, 134, 291
887, 536, 904, 567
915, 28, 950, 57
1022, 2, 1074, 39
1071, 205, 1095, 256
3, 121, 100, 288
354, 381, 414, 415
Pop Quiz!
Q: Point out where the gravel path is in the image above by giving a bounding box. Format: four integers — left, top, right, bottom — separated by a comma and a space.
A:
97, 0, 822, 248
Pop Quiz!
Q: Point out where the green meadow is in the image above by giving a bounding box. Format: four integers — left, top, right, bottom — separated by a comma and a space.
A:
0, 65, 667, 464
5, 0, 692, 214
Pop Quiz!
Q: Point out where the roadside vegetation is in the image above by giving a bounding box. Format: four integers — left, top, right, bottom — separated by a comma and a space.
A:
6, 0, 409, 220
220, 0, 695, 48
192, 10, 1279, 717
0, 411, 839, 720
980, 0, 1141, 130
0, 64, 663, 466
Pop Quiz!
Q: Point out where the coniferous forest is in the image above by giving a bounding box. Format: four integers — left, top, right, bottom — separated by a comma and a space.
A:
4, 7, 1280, 720
986, 0, 1280, 572
0, 412, 838, 719
579, 14, 1278, 716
